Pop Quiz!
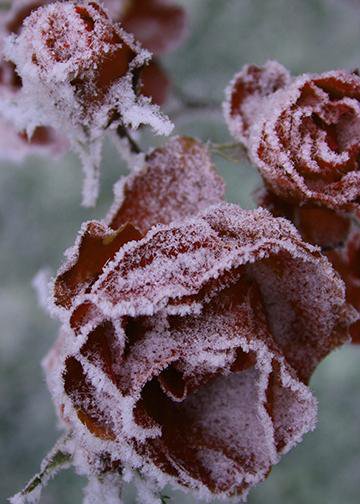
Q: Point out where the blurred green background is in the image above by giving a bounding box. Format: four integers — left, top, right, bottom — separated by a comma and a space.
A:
1, 0, 360, 502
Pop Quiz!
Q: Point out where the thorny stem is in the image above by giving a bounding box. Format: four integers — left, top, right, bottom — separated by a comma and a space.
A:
116, 125, 142, 154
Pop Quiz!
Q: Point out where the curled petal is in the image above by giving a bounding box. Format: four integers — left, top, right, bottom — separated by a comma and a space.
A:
224, 60, 291, 144
54, 222, 142, 309
106, 136, 225, 233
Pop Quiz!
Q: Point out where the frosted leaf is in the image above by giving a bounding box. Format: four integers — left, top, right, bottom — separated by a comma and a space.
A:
2, 1, 173, 205
106, 136, 226, 233
44, 201, 353, 502
243, 66, 360, 215
224, 60, 291, 145
83, 473, 124, 504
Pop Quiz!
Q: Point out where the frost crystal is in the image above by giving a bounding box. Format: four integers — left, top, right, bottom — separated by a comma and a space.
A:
225, 62, 360, 216
2, 1, 173, 205
40, 140, 353, 502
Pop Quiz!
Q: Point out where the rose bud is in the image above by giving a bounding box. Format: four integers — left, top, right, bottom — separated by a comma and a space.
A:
42, 137, 354, 503
2, 1, 173, 205
0, 0, 67, 161
225, 62, 360, 217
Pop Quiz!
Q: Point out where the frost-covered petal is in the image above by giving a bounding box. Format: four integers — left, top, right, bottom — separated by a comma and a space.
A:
106, 136, 225, 233
224, 60, 291, 144
55, 221, 142, 309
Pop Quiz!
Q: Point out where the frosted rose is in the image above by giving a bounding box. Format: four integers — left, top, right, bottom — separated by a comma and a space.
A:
2, 1, 173, 205
225, 63, 360, 216
43, 137, 352, 502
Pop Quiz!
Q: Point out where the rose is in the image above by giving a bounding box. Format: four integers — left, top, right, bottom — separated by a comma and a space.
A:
2, 1, 173, 205
43, 137, 353, 502
225, 62, 360, 217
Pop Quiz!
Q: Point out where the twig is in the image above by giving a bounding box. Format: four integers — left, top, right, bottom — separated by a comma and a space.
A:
116, 125, 142, 154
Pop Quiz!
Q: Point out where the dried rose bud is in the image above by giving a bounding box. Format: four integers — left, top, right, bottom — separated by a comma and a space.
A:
43, 138, 353, 503
2, 1, 173, 205
0, 0, 67, 160
225, 63, 360, 216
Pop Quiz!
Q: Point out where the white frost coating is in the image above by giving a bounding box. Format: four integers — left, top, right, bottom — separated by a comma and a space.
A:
1, 1, 173, 205
83, 473, 124, 504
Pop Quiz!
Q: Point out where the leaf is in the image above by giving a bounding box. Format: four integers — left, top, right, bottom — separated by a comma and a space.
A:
210, 142, 249, 164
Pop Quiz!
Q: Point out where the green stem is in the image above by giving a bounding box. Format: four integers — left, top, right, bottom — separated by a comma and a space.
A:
10, 435, 72, 503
